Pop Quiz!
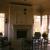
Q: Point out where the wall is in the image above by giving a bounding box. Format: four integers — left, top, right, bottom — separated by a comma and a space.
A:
7, 5, 33, 50
0, 1, 33, 49
10, 5, 33, 25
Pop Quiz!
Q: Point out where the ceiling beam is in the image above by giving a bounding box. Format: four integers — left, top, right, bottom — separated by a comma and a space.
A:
10, 2, 32, 6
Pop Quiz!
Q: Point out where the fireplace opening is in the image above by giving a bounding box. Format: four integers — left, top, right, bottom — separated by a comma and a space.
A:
17, 29, 27, 39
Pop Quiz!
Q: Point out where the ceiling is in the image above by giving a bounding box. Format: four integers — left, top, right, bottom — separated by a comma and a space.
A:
0, 0, 49, 6
0, 0, 50, 13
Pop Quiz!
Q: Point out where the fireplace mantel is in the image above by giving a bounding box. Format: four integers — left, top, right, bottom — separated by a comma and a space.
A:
13, 25, 32, 30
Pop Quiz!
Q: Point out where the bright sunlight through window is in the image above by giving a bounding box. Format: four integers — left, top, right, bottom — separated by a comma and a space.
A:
33, 15, 41, 37
0, 13, 5, 37
33, 15, 48, 39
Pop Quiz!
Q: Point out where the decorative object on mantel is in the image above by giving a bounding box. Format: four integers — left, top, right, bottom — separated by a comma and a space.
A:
24, 8, 27, 15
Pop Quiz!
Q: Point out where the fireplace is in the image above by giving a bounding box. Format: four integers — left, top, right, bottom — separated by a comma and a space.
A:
13, 25, 32, 40
11, 25, 32, 50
